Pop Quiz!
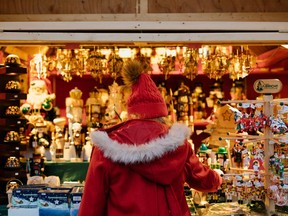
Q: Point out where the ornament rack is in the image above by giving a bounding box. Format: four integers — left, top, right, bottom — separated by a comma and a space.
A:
0, 65, 28, 205
219, 94, 288, 215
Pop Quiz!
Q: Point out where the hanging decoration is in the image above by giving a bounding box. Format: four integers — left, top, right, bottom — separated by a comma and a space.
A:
157, 47, 176, 79
56, 48, 89, 82
86, 49, 107, 83
229, 46, 257, 80
183, 48, 199, 80
107, 48, 124, 80
28, 45, 257, 82
200, 46, 230, 80
134, 47, 153, 73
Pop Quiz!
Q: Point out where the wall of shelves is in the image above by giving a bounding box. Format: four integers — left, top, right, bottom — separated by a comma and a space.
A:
0, 66, 28, 205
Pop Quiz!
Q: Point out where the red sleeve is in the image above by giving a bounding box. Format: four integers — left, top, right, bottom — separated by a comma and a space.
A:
78, 147, 109, 216
184, 143, 222, 192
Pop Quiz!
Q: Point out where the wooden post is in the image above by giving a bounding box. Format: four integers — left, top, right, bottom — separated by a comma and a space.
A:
263, 94, 275, 215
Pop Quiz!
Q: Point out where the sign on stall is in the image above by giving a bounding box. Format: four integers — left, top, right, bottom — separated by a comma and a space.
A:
253, 79, 282, 94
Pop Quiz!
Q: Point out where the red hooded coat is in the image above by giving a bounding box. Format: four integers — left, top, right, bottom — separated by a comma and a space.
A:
78, 119, 221, 216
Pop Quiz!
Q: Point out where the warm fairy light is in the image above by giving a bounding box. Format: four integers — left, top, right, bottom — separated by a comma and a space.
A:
140, 48, 152, 57
118, 48, 132, 58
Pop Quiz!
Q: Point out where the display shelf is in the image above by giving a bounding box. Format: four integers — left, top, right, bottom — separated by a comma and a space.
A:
219, 93, 288, 215
0, 170, 26, 180
0, 66, 27, 75
0, 118, 27, 127
0, 145, 25, 157
0, 93, 27, 100
0, 65, 28, 205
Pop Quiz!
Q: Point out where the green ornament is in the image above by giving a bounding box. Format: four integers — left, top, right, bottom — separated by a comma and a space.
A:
21, 106, 30, 114
198, 143, 208, 153
42, 101, 52, 111
216, 147, 227, 155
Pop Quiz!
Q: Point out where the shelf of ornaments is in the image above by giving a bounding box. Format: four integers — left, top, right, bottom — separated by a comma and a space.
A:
0, 117, 26, 170
0, 91, 28, 163
0, 96, 28, 127
0, 63, 28, 128
210, 96, 288, 213
0, 63, 28, 205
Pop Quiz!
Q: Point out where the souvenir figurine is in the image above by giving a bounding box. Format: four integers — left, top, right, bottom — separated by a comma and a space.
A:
197, 143, 210, 166
216, 147, 229, 173
230, 81, 247, 101
64, 87, 85, 161
104, 82, 123, 126
53, 117, 66, 160
279, 162, 285, 180
174, 82, 192, 124
191, 83, 206, 120
249, 158, 265, 173
6, 179, 22, 208
206, 81, 224, 113
85, 87, 103, 127
20, 78, 55, 123
66, 87, 83, 127
26, 153, 45, 177
235, 181, 244, 204
28, 118, 52, 158
231, 142, 244, 168
225, 182, 234, 202
82, 130, 93, 161
242, 145, 250, 169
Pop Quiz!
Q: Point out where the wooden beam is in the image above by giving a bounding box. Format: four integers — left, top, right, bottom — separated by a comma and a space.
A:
0, 21, 287, 31
0, 32, 287, 45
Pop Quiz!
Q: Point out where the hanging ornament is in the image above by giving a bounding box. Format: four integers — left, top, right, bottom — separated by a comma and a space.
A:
135, 48, 152, 73
157, 47, 176, 80
107, 49, 124, 80
183, 48, 199, 80
86, 49, 106, 83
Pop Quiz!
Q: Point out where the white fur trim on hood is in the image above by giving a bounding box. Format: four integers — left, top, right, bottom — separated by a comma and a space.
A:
91, 123, 191, 164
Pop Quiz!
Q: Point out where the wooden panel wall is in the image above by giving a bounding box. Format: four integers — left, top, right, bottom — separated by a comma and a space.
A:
0, 0, 136, 14
0, 0, 287, 22
148, 0, 288, 13
1, 0, 288, 14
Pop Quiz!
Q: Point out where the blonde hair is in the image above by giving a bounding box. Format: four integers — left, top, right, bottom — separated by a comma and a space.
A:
149, 116, 172, 126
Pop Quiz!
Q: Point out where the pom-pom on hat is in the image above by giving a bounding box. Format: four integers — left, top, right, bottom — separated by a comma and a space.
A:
121, 60, 168, 119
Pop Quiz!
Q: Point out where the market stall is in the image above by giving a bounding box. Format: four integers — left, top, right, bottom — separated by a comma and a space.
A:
0, 0, 288, 215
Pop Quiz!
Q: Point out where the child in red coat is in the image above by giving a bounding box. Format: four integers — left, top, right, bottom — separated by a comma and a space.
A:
79, 60, 222, 216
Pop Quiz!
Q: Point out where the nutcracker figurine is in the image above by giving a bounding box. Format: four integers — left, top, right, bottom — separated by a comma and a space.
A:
197, 143, 210, 166
216, 147, 229, 173
174, 82, 192, 124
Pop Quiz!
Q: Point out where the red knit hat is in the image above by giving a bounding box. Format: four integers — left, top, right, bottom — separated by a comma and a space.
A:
121, 60, 168, 119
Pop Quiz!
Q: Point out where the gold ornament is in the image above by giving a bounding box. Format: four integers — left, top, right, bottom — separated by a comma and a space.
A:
5, 80, 21, 92
5, 106, 21, 117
